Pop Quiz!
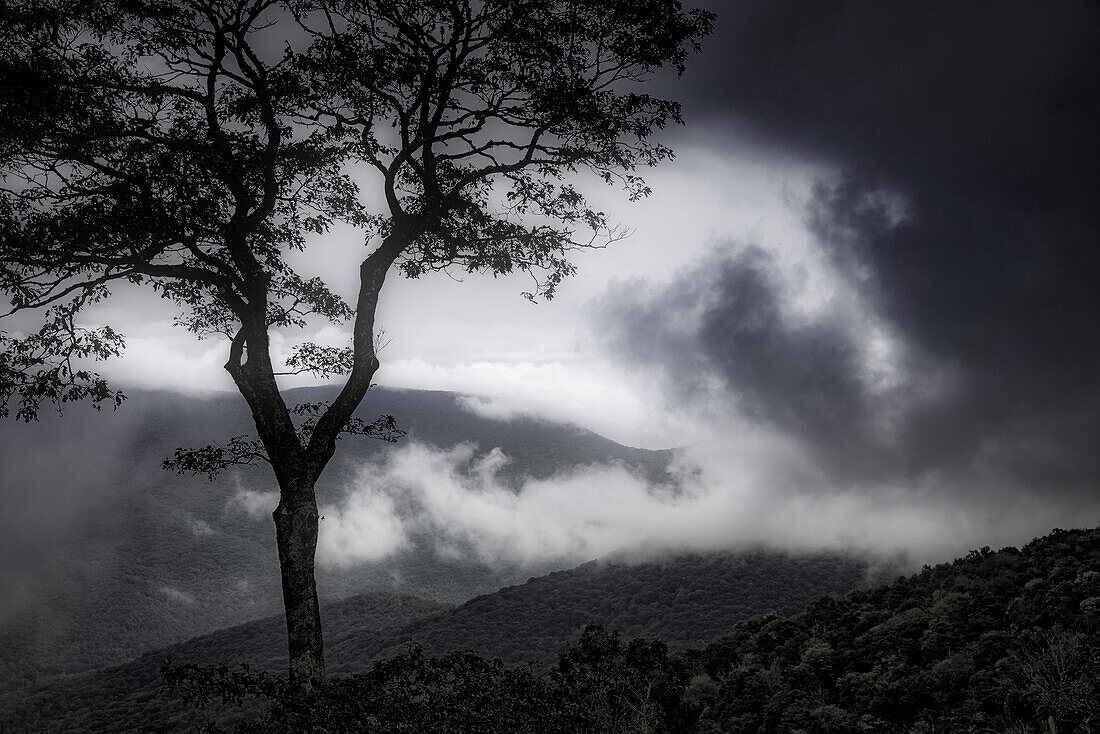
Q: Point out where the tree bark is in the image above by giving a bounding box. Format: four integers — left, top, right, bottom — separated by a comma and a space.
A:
273, 479, 325, 692
225, 324, 327, 693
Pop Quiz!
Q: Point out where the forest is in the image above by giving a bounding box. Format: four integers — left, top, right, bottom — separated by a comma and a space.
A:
185, 527, 1100, 734
2, 528, 1096, 733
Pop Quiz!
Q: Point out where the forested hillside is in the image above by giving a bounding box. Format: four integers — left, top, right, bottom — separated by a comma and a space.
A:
354, 550, 874, 667
186, 526, 1100, 734
0, 386, 669, 685
160, 528, 1100, 734
692, 527, 1100, 733
0, 550, 872, 732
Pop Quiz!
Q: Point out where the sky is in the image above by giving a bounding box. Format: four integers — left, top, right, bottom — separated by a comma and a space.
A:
8, 0, 1100, 565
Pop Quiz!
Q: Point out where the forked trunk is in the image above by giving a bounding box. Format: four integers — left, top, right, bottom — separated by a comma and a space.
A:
273, 486, 325, 692
229, 230, 408, 692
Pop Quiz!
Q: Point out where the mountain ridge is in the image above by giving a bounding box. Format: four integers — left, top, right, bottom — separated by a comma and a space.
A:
0, 548, 876, 733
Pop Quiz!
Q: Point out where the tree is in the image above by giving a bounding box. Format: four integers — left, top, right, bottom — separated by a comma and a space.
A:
1008, 630, 1100, 734
552, 625, 697, 733
0, 0, 712, 692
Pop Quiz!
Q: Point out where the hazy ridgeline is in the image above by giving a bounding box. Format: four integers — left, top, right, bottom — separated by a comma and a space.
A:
0, 386, 671, 685
0, 549, 873, 732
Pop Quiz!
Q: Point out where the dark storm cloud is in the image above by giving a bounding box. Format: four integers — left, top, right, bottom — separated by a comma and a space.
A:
599, 246, 893, 476
693, 250, 864, 439
602, 1, 1100, 498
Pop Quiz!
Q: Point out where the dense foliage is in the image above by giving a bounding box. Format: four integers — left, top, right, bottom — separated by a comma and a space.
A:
693, 528, 1100, 733
179, 528, 1100, 734
168, 625, 694, 734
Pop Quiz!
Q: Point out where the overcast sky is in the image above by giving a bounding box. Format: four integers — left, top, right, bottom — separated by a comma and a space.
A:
10, 0, 1100, 562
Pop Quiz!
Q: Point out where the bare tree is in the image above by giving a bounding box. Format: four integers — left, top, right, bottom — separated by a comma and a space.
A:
0, 0, 712, 691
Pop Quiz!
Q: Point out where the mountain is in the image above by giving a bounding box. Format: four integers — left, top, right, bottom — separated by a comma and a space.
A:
349, 550, 878, 668
0, 386, 671, 685
0, 549, 875, 733
3, 527, 1092, 734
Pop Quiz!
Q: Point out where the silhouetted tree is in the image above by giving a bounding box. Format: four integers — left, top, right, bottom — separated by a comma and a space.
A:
0, 0, 711, 691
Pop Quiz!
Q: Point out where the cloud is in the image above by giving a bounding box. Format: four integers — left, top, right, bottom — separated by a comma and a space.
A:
102, 331, 235, 393
228, 475, 409, 567
316, 487, 408, 567
592, 241, 921, 480
286, 439, 1099, 571
594, 223, 1100, 509
588, 0, 1100, 513
680, 0, 1100, 389
734, 3, 1094, 395
232, 489, 279, 520
379, 357, 694, 449
187, 518, 216, 536
159, 586, 197, 605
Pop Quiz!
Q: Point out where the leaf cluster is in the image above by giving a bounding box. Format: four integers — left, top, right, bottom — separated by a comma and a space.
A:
296, 0, 713, 298
163, 401, 404, 479
0, 297, 125, 421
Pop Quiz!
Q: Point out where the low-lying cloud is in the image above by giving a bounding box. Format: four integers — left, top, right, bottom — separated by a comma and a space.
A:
317, 486, 408, 567
241, 438, 1099, 572
159, 586, 197, 605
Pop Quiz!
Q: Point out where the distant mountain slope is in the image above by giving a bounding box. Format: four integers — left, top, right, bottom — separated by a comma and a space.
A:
352, 550, 875, 668
0, 386, 670, 685
0, 550, 873, 733
0, 593, 448, 734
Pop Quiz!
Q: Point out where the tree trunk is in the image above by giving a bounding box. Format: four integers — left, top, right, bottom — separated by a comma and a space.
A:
272, 483, 325, 692
225, 230, 411, 692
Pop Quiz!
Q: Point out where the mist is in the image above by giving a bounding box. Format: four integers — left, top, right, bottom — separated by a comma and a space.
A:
265, 434, 1098, 573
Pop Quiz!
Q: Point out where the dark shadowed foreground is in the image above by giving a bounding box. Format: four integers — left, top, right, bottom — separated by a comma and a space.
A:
0, 550, 870, 732
2, 528, 1098, 733
179, 527, 1100, 734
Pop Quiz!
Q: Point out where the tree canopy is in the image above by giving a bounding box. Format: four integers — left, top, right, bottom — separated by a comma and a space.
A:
0, 0, 713, 689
